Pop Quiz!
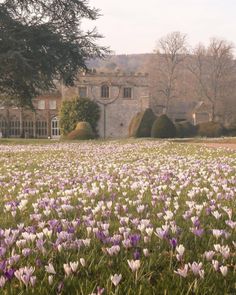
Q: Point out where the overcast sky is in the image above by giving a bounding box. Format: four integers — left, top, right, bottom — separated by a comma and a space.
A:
82, 0, 236, 54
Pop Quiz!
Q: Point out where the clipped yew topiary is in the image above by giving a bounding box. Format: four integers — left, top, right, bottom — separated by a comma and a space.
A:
224, 119, 236, 136
196, 121, 225, 137
67, 122, 94, 140
128, 112, 142, 137
128, 108, 156, 138
175, 121, 196, 138
151, 115, 176, 138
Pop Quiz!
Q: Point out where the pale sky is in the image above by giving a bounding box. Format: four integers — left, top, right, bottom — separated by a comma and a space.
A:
82, 0, 236, 54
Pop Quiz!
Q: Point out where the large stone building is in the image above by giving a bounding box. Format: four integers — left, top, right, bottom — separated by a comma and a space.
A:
0, 71, 150, 138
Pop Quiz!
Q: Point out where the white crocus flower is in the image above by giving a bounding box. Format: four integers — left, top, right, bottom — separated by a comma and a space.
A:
212, 211, 221, 220
45, 263, 56, 275
146, 228, 153, 237
143, 249, 149, 257
212, 260, 219, 271
164, 210, 173, 221
111, 274, 122, 286
204, 251, 215, 261
189, 262, 203, 276
70, 261, 79, 273
63, 264, 72, 276
212, 229, 222, 239
176, 244, 185, 257
80, 258, 86, 267
127, 260, 140, 272
220, 266, 228, 276
0, 276, 6, 288
174, 264, 188, 278
48, 275, 54, 285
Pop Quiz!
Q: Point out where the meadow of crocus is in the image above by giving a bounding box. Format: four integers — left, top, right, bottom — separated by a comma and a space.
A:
0, 140, 235, 295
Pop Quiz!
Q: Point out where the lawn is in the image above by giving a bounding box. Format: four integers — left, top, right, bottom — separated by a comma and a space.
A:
0, 140, 235, 294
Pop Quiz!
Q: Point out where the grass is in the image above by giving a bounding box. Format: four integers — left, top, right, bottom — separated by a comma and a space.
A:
171, 137, 236, 144
0, 139, 235, 294
0, 136, 236, 146
0, 138, 54, 145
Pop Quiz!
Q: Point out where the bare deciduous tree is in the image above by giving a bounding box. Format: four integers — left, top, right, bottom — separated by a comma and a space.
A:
151, 31, 188, 113
188, 38, 235, 121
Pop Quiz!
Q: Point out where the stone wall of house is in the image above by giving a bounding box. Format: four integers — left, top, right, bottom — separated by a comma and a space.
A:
62, 71, 150, 138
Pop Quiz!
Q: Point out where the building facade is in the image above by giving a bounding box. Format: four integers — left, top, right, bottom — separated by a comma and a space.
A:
62, 71, 150, 138
0, 71, 150, 138
0, 91, 61, 138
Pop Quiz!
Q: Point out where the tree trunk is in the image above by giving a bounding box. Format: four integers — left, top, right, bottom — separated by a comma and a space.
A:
211, 102, 215, 122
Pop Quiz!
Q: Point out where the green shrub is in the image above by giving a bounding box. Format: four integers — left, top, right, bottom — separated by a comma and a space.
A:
128, 108, 156, 137
224, 119, 236, 136
151, 115, 176, 138
60, 97, 100, 135
196, 121, 224, 137
67, 122, 94, 140
224, 128, 236, 137
59, 100, 77, 135
175, 121, 196, 138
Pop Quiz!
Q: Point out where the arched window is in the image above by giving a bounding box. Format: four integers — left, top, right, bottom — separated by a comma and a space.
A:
51, 116, 60, 138
101, 85, 109, 98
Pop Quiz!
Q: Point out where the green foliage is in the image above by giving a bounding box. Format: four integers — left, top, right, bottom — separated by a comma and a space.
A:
67, 121, 94, 140
151, 115, 176, 138
225, 129, 236, 137
0, 1, 107, 107
224, 119, 236, 136
128, 108, 156, 138
175, 121, 196, 138
197, 121, 225, 137
59, 100, 77, 135
60, 97, 100, 136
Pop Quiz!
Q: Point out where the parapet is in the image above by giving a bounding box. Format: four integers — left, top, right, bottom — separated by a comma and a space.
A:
82, 70, 149, 78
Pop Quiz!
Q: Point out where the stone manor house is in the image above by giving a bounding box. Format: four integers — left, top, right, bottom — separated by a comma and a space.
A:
0, 70, 151, 138
0, 69, 215, 139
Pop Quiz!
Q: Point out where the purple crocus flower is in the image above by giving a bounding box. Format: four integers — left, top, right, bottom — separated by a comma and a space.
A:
169, 238, 178, 248
205, 207, 211, 215
0, 260, 6, 271
36, 239, 45, 252
193, 219, 200, 227
56, 225, 63, 233
96, 231, 107, 243
133, 249, 141, 260
192, 227, 204, 237
25, 226, 36, 234
4, 269, 15, 280
48, 219, 59, 229
67, 226, 75, 234
130, 234, 141, 247
0, 247, 6, 257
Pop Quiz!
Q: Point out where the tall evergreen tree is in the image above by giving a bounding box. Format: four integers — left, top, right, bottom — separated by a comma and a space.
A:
0, 0, 107, 107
